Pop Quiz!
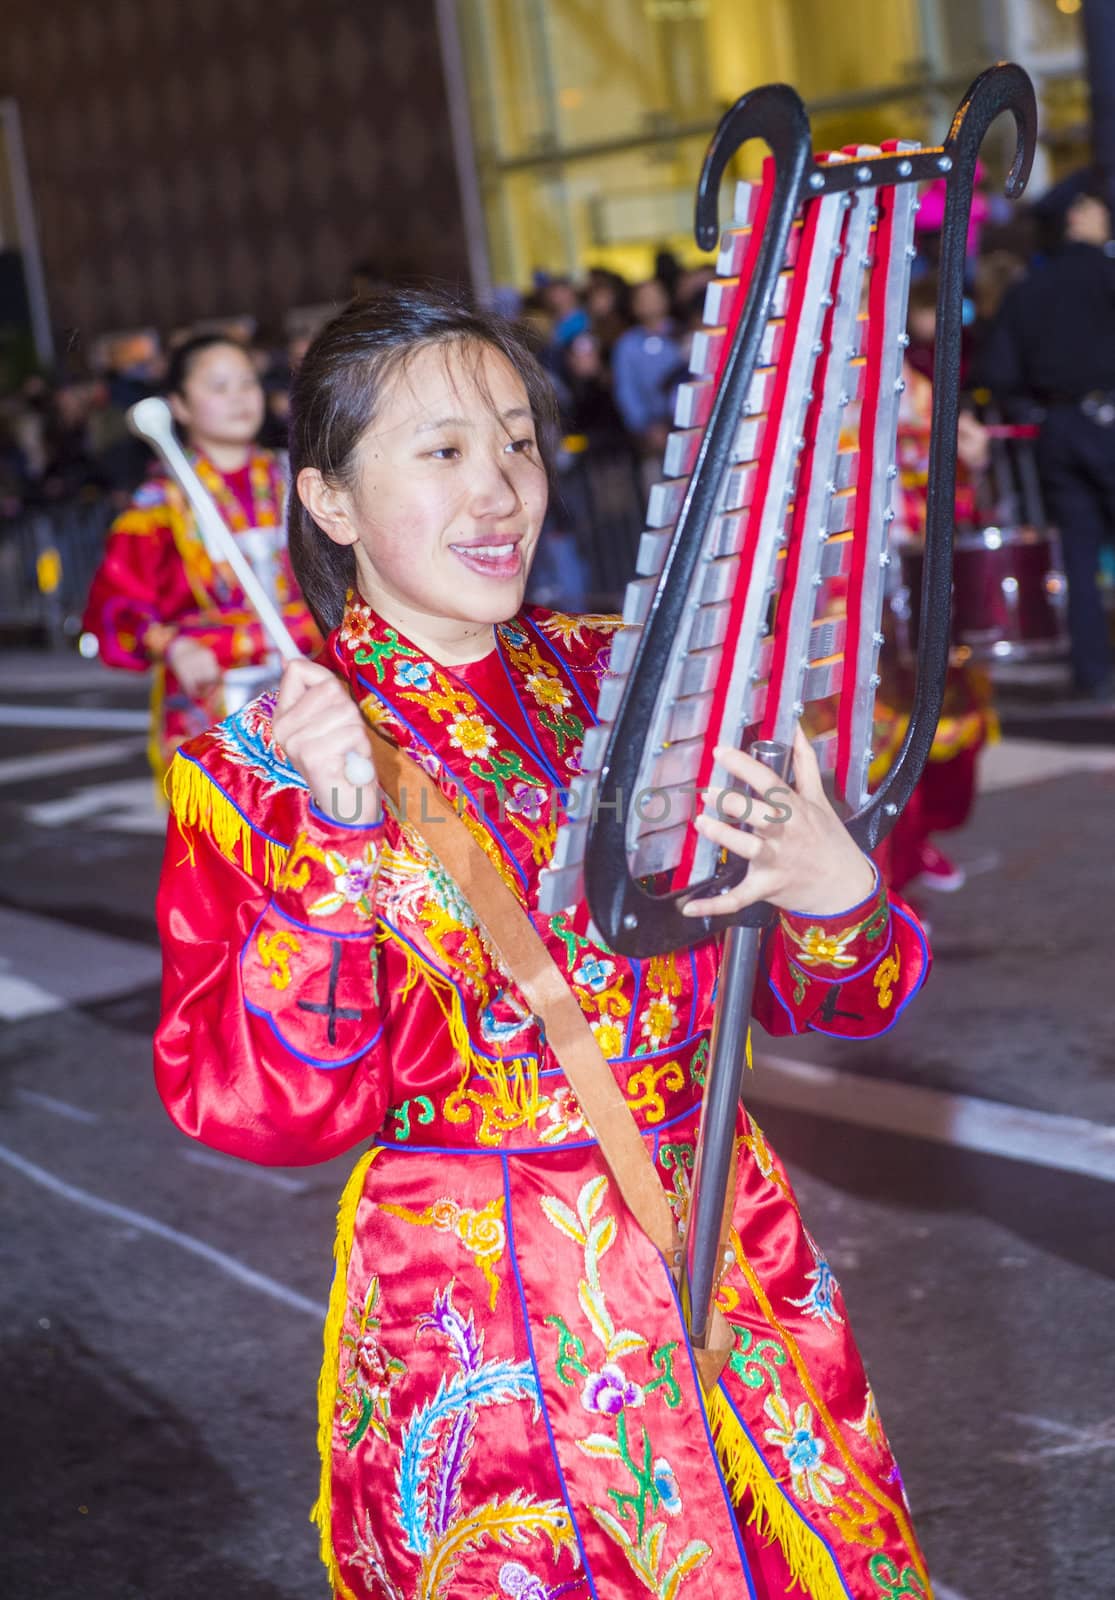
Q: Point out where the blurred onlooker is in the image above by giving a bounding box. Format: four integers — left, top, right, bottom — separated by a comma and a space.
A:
538, 276, 589, 355
584, 268, 631, 357
611, 279, 683, 486
978, 178, 1115, 700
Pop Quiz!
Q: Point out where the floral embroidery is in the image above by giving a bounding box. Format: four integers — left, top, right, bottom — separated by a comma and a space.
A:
534, 611, 621, 650
639, 998, 678, 1051
582, 1362, 645, 1416
763, 1394, 847, 1506
727, 1325, 789, 1396
395, 657, 434, 691
591, 1018, 625, 1059
539, 1087, 588, 1145
525, 671, 572, 711
449, 712, 499, 759
573, 955, 615, 992
375, 1196, 508, 1310
336, 1276, 408, 1450
307, 841, 380, 919
787, 1258, 844, 1330
780, 891, 889, 969
652, 1459, 682, 1516
541, 1179, 708, 1597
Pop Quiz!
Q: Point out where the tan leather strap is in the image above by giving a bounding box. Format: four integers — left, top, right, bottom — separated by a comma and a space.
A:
366, 727, 680, 1264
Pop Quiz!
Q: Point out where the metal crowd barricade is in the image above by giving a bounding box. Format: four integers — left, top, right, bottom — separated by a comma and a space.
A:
0, 497, 114, 646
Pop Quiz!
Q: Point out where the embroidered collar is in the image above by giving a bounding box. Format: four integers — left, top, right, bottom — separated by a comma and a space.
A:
329, 594, 591, 887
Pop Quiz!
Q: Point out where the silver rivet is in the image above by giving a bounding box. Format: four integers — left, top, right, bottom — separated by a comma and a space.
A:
809, 170, 825, 191
723, 1249, 734, 1266
622, 912, 638, 930
870, 673, 881, 688
897, 158, 913, 178
873, 631, 886, 647
937, 154, 953, 173
898, 332, 911, 348
883, 801, 899, 817
856, 164, 872, 182
793, 701, 804, 717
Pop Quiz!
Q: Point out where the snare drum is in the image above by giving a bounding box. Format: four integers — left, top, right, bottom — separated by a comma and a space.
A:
952, 525, 1067, 660
220, 657, 282, 716
890, 526, 1067, 663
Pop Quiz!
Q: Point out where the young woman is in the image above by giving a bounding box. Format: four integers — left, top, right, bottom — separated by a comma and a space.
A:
155, 292, 934, 1600
82, 334, 320, 781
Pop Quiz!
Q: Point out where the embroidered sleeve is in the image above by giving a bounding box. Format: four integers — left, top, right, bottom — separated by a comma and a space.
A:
155, 759, 391, 1166
752, 865, 931, 1038
81, 502, 177, 669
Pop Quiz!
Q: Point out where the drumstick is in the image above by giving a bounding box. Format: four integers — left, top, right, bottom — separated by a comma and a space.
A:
127, 397, 376, 790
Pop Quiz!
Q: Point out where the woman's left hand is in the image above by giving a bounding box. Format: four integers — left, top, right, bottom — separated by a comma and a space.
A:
680, 725, 876, 920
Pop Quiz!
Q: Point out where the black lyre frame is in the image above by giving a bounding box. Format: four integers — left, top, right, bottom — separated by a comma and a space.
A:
583, 63, 1036, 960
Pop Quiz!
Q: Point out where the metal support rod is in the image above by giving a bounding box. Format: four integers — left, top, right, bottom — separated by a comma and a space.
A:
680, 920, 761, 1346
681, 739, 792, 1347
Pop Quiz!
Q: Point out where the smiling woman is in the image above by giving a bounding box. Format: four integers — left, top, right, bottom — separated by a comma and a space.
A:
153, 287, 934, 1600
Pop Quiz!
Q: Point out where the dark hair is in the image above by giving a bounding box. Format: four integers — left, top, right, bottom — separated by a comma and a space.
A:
165, 333, 252, 397
287, 287, 561, 634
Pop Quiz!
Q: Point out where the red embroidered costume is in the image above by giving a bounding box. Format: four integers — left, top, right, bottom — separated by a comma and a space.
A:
873, 368, 995, 893
156, 599, 934, 1600
82, 450, 320, 780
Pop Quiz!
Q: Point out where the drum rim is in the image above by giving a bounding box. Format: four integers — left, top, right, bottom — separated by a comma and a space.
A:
953, 522, 1050, 552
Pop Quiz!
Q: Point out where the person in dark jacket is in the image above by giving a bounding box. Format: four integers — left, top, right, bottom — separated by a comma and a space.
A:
978, 180, 1115, 699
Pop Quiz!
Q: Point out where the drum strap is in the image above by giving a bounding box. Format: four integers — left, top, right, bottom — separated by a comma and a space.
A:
365, 725, 734, 1391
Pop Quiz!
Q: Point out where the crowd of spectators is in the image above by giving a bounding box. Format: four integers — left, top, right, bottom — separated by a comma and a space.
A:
3, 169, 1115, 664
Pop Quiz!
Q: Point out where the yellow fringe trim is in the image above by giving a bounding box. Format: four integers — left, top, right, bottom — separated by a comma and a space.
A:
707, 1387, 850, 1600
165, 753, 288, 886
311, 1145, 382, 1600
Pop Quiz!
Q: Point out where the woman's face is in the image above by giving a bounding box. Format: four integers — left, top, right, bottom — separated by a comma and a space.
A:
171, 343, 265, 449
313, 340, 549, 646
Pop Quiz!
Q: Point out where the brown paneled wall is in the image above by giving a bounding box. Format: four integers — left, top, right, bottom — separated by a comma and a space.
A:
2, 0, 468, 350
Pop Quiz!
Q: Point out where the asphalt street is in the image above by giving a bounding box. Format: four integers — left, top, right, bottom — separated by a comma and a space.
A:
0, 648, 1112, 1600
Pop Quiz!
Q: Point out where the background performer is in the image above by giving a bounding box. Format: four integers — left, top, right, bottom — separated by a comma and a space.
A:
82, 333, 320, 782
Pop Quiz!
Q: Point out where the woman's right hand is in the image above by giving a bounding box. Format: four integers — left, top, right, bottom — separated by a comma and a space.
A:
272, 657, 380, 825
166, 635, 222, 698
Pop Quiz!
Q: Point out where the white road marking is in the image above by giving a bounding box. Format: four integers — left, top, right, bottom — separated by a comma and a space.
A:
0, 703, 149, 731
1001, 1412, 1115, 1463
13, 1087, 101, 1124
751, 1053, 1115, 1183
24, 776, 165, 834
0, 737, 147, 788
934, 1586, 972, 1600
0, 966, 66, 1019
0, 906, 161, 1015
0, 1142, 322, 1319
181, 1145, 310, 1194
978, 736, 1115, 793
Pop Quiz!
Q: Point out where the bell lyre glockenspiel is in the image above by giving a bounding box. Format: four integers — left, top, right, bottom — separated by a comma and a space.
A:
537, 63, 1037, 1347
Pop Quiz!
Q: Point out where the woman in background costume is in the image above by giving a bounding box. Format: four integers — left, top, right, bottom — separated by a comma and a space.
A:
873, 362, 995, 898
82, 334, 319, 782
155, 292, 936, 1600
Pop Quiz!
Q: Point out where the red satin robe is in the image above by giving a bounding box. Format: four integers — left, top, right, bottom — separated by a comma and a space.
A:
82, 449, 320, 781
156, 598, 935, 1600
